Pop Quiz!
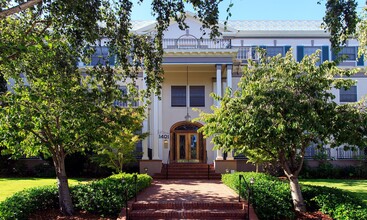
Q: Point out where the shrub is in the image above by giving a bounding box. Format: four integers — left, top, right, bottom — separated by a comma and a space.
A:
222, 172, 294, 219
0, 185, 58, 220
302, 184, 367, 220
222, 172, 367, 220
72, 173, 152, 217
0, 173, 152, 219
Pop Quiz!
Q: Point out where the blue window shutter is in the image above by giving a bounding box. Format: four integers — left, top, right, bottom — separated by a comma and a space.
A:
331, 51, 337, 61
284, 46, 291, 55
322, 46, 329, 62
357, 46, 364, 66
297, 46, 304, 62
109, 54, 115, 66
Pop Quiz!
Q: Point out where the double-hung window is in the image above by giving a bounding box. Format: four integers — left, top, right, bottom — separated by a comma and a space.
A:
90, 46, 115, 66
340, 86, 357, 102
337, 47, 357, 61
266, 46, 284, 57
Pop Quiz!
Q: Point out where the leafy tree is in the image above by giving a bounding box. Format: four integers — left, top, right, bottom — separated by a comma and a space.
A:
0, 0, 228, 216
321, 0, 359, 53
197, 50, 358, 212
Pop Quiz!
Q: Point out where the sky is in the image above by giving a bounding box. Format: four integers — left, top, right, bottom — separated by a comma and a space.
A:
131, 0, 366, 21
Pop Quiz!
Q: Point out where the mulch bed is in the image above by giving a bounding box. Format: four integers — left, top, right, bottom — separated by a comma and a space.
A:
296, 211, 333, 220
28, 209, 115, 220
29, 209, 332, 220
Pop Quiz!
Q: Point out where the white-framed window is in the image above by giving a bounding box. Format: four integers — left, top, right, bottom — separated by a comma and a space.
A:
340, 86, 357, 102
114, 86, 138, 107
337, 47, 357, 61
266, 46, 284, 57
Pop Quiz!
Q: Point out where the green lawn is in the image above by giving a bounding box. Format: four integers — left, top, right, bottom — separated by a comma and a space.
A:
0, 178, 89, 202
301, 179, 367, 203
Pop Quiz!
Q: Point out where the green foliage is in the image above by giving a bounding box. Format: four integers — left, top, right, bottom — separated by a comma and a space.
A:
223, 172, 367, 220
198, 49, 359, 211
302, 185, 367, 220
222, 172, 294, 219
0, 173, 152, 219
72, 173, 152, 217
322, 0, 358, 53
0, 185, 59, 220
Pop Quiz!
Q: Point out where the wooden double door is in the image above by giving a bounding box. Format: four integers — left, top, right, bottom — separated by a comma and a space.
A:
176, 132, 200, 162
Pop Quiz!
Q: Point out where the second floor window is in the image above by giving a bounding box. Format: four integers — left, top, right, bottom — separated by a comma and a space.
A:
340, 86, 357, 102
171, 86, 205, 107
337, 47, 356, 61
171, 86, 187, 107
266, 46, 284, 57
190, 86, 205, 107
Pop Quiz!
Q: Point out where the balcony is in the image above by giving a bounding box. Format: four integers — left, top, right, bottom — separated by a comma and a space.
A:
336, 148, 366, 159
234, 46, 259, 61
163, 38, 231, 50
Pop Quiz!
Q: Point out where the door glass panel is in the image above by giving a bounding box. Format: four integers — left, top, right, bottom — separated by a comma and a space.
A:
179, 135, 186, 160
190, 134, 197, 159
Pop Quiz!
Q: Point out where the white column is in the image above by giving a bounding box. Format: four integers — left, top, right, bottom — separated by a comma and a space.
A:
216, 64, 223, 160
226, 64, 234, 160
152, 95, 160, 160
141, 71, 149, 160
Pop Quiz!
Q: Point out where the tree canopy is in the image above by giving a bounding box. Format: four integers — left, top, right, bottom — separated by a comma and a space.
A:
197, 50, 361, 212
0, 0, 228, 216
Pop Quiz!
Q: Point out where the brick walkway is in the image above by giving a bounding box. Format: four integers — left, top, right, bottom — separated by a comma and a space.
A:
119, 179, 258, 219
136, 180, 238, 202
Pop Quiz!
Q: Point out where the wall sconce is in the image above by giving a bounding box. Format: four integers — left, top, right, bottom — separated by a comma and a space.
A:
225, 168, 229, 174
144, 167, 148, 174
164, 139, 168, 144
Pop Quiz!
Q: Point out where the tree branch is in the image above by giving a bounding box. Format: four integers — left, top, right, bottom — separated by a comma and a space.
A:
0, 0, 43, 18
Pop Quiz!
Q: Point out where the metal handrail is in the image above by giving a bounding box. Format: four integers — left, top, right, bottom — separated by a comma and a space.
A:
239, 175, 252, 220
208, 164, 210, 180
166, 150, 170, 179
122, 174, 138, 220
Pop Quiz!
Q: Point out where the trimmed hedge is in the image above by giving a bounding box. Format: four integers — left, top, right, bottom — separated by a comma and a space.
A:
72, 173, 152, 216
222, 172, 367, 220
0, 173, 152, 220
0, 186, 59, 220
222, 172, 294, 219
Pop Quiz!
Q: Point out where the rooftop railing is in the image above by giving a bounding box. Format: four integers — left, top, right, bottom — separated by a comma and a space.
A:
163, 38, 231, 50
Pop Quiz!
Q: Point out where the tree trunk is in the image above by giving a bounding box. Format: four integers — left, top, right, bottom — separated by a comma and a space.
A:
53, 153, 74, 216
289, 176, 306, 212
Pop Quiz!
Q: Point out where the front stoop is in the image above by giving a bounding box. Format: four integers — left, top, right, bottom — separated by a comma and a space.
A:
153, 163, 221, 179
127, 201, 249, 220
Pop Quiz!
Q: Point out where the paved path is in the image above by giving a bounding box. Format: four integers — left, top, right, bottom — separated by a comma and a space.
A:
136, 179, 239, 203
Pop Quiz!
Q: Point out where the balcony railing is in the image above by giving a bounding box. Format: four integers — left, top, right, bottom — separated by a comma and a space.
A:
304, 146, 331, 159
163, 38, 231, 49
235, 46, 259, 61
337, 148, 365, 159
